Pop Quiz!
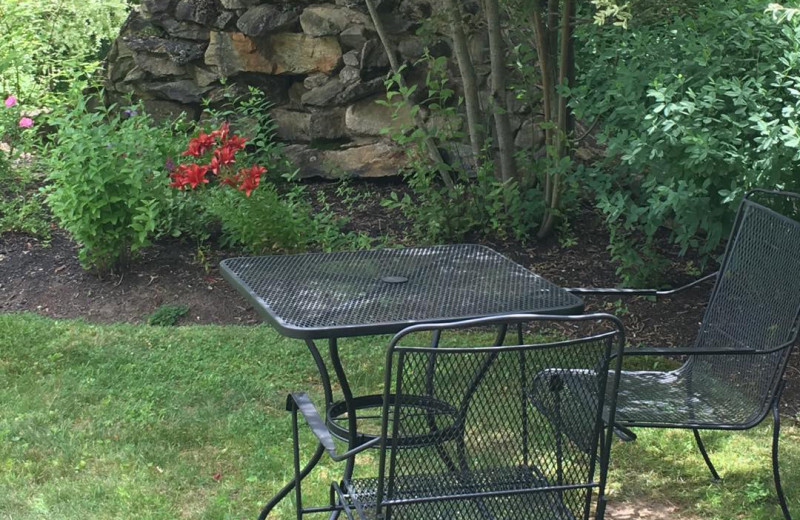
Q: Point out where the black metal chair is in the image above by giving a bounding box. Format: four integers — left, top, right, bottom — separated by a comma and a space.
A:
286, 314, 625, 520
568, 189, 800, 520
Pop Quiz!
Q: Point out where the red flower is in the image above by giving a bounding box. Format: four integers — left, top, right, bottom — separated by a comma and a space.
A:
210, 145, 237, 174
176, 163, 210, 189
168, 169, 188, 189
225, 134, 247, 151
210, 121, 230, 142
237, 165, 266, 196
182, 132, 215, 157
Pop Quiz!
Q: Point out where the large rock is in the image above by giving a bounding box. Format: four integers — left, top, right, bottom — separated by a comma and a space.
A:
360, 39, 390, 78
334, 76, 385, 104
339, 25, 373, 51
205, 31, 341, 76
192, 65, 219, 87
271, 108, 346, 141
299, 5, 372, 36
213, 11, 235, 30
342, 50, 360, 68
339, 66, 360, 85
174, 0, 215, 25
219, 0, 259, 8
159, 19, 210, 40
134, 53, 187, 77
150, 79, 212, 103
301, 79, 345, 106
514, 118, 544, 149
237, 5, 299, 37
143, 99, 199, 123
141, 0, 175, 17
123, 35, 207, 65
345, 94, 412, 136
285, 140, 407, 178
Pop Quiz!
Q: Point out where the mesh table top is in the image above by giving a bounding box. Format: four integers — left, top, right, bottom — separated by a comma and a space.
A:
220, 244, 584, 339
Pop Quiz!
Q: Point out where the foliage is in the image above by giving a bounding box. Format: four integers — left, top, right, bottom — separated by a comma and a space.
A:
43, 91, 185, 274
205, 184, 310, 254
0, 0, 128, 102
380, 55, 547, 244
0, 167, 50, 239
146, 304, 189, 326
572, 0, 800, 284
0, 94, 48, 238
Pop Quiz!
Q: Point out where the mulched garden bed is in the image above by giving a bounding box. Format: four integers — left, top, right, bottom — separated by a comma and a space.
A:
1, 177, 797, 419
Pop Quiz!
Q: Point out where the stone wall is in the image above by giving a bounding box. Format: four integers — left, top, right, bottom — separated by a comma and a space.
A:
105, 0, 538, 178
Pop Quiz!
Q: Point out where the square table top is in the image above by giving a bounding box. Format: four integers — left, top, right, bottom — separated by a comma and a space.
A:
220, 244, 583, 339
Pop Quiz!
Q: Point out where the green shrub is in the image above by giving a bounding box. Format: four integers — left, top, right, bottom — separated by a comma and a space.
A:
206, 183, 311, 254
573, 0, 800, 284
0, 0, 128, 102
43, 92, 184, 274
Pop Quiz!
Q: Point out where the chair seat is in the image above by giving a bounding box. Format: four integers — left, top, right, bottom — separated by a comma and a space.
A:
531, 367, 766, 436
343, 466, 580, 520
613, 368, 765, 428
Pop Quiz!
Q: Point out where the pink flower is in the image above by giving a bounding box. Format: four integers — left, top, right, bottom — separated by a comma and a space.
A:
18, 117, 33, 128
4, 96, 16, 108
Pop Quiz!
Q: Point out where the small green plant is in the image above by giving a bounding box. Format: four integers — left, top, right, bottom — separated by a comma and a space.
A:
43, 90, 185, 274
146, 304, 189, 326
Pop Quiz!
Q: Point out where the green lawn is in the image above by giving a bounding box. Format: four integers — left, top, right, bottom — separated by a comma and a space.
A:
0, 313, 797, 519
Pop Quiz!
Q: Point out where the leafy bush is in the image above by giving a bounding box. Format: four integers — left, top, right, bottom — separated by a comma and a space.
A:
573, 0, 800, 284
44, 93, 184, 274
0, 0, 128, 102
205, 184, 311, 254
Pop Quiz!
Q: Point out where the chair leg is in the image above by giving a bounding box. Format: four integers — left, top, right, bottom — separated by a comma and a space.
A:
772, 398, 792, 520
692, 429, 721, 482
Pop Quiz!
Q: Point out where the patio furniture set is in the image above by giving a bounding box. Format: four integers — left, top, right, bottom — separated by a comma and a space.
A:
221, 189, 800, 520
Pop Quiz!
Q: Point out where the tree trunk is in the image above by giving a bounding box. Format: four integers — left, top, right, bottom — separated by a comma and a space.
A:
363, 0, 455, 190
484, 0, 517, 182
529, 0, 575, 239
443, 0, 483, 166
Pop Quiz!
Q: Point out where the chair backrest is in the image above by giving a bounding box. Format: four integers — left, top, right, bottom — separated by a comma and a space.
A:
691, 190, 800, 423
371, 314, 624, 520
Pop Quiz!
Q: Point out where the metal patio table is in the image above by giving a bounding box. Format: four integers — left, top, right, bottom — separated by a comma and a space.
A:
219, 244, 584, 520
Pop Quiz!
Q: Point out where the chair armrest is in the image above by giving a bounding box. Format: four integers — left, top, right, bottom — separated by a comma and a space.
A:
286, 393, 380, 462
622, 339, 794, 357
567, 272, 718, 298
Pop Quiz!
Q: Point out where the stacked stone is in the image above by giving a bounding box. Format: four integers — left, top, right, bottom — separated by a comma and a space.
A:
105, 0, 539, 178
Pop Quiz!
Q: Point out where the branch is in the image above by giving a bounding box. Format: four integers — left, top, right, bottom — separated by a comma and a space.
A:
363, 0, 455, 189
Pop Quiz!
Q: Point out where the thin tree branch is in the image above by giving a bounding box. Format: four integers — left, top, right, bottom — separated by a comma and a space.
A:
363, 0, 455, 189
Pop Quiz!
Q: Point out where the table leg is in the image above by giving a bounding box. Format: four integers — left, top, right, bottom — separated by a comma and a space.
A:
328, 337, 358, 481
257, 443, 325, 520
257, 339, 335, 520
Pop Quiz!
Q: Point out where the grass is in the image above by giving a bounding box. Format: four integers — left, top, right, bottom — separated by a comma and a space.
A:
0, 313, 797, 519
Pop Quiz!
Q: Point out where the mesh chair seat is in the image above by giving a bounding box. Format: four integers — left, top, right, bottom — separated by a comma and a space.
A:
543, 366, 767, 436
344, 467, 578, 520
613, 367, 766, 428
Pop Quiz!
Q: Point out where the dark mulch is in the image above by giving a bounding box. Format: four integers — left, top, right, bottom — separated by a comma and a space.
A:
0, 178, 797, 418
